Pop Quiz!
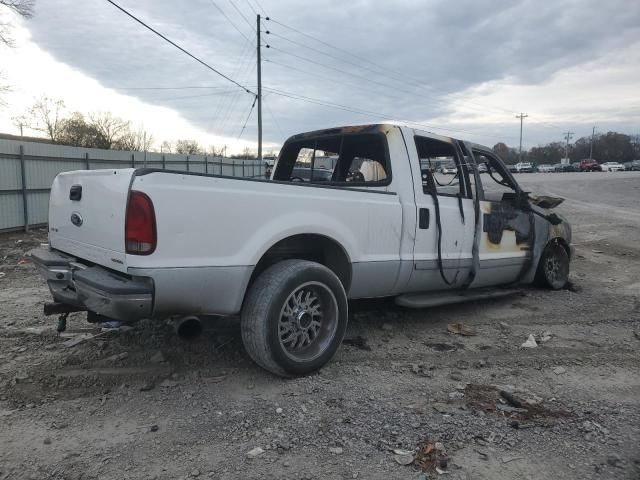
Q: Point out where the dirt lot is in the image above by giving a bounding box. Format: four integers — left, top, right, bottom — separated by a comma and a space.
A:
1, 171, 639, 480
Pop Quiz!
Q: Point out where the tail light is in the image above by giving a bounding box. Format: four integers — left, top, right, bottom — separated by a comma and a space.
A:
125, 191, 156, 255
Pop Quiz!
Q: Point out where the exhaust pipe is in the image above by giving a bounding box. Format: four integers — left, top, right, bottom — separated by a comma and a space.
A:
171, 315, 203, 339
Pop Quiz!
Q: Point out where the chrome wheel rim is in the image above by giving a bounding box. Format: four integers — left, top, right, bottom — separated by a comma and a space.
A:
278, 281, 339, 362
545, 250, 568, 285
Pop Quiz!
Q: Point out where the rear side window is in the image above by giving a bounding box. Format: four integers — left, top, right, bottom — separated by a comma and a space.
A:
274, 133, 390, 186
414, 136, 469, 198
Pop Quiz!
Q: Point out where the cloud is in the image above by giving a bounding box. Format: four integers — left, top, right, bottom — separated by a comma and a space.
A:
1, 0, 639, 151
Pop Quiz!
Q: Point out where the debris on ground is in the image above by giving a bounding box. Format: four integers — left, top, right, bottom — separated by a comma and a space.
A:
342, 335, 372, 351
414, 441, 448, 473
521, 334, 538, 348
246, 447, 264, 459
329, 447, 344, 455
465, 384, 569, 424
553, 366, 567, 375
392, 448, 414, 465
540, 330, 553, 343
447, 323, 477, 336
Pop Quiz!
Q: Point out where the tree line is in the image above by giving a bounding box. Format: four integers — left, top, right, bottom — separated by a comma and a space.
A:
12, 96, 261, 157
493, 131, 640, 165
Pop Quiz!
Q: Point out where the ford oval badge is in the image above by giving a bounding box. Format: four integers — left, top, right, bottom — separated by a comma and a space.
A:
70, 212, 83, 227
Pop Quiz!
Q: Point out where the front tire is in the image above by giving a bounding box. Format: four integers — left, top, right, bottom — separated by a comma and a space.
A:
241, 260, 348, 377
535, 241, 570, 290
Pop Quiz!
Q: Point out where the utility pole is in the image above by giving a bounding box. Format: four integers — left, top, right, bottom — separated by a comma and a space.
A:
563, 131, 574, 163
589, 126, 597, 160
515, 113, 528, 162
256, 14, 263, 162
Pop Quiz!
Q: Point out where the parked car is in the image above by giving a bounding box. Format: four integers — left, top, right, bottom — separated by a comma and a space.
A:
30, 124, 574, 377
440, 163, 457, 174
579, 159, 602, 172
600, 161, 625, 172
571, 162, 582, 171
623, 160, 640, 171
537, 164, 555, 173
553, 163, 576, 173
514, 162, 533, 173
477, 163, 488, 173
289, 167, 333, 182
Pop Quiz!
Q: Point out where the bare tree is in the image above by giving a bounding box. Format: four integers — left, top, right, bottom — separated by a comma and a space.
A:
1, 1, 34, 104
114, 127, 154, 152
160, 140, 173, 153
88, 112, 130, 148
0, 0, 34, 47
27, 96, 65, 142
174, 139, 202, 155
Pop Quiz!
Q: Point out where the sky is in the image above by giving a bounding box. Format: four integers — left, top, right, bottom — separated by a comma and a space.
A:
0, 0, 639, 154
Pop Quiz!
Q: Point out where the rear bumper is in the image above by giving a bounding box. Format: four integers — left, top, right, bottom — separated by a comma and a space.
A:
29, 246, 153, 322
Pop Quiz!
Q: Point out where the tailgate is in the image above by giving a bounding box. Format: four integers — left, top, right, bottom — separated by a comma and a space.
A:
48, 168, 134, 273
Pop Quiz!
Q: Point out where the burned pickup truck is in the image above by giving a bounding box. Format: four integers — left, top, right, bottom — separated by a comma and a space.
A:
30, 124, 573, 376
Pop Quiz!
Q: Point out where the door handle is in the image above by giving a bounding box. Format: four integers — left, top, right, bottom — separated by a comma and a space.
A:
419, 208, 430, 229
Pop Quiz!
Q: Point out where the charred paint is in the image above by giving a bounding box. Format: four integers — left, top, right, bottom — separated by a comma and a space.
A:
483, 202, 532, 245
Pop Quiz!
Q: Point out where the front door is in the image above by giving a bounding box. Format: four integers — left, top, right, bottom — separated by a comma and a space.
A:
406, 133, 475, 292
467, 148, 533, 287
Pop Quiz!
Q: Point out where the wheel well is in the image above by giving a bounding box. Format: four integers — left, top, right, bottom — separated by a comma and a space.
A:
548, 237, 571, 259
249, 234, 352, 292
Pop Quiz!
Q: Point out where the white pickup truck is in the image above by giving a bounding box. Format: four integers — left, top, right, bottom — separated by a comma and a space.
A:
31, 124, 573, 376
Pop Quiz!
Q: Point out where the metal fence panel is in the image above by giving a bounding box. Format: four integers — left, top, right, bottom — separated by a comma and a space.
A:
0, 157, 21, 190
0, 193, 23, 230
0, 139, 265, 231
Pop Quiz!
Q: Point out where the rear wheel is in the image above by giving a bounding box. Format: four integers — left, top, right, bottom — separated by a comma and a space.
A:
535, 241, 569, 290
241, 260, 348, 377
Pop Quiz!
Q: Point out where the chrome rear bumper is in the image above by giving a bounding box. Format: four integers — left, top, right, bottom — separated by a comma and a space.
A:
29, 246, 153, 322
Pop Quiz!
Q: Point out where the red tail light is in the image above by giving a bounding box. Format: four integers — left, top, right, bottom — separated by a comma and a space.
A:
125, 191, 156, 255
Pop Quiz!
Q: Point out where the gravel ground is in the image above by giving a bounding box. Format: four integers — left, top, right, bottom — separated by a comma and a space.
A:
0, 171, 639, 480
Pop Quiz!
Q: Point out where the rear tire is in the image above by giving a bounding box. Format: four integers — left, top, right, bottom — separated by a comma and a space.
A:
535, 241, 569, 290
241, 260, 348, 377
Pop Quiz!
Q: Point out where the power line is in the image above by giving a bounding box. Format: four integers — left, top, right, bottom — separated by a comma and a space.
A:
263, 58, 404, 101
264, 17, 571, 128
242, 0, 257, 15
263, 86, 519, 142
238, 95, 258, 139
113, 85, 236, 91
268, 45, 418, 97
209, 0, 250, 42
264, 95, 286, 139
105, 0, 255, 95
251, 0, 266, 15
228, 0, 255, 32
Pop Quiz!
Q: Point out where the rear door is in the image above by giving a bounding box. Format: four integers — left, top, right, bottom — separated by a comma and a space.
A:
406, 132, 475, 292
48, 168, 134, 273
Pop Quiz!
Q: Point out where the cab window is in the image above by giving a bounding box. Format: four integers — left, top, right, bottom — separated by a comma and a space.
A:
414, 136, 470, 198
274, 133, 390, 186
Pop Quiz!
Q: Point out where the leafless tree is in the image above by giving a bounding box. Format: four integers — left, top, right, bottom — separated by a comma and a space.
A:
0, 1, 34, 104
115, 127, 154, 152
0, 0, 34, 47
88, 112, 130, 148
174, 139, 202, 155
160, 140, 173, 153
27, 96, 65, 142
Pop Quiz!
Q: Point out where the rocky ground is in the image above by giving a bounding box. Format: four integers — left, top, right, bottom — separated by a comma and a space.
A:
0, 172, 639, 480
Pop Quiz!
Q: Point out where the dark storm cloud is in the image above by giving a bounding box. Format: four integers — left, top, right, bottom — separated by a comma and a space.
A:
26, 0, 640, 145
